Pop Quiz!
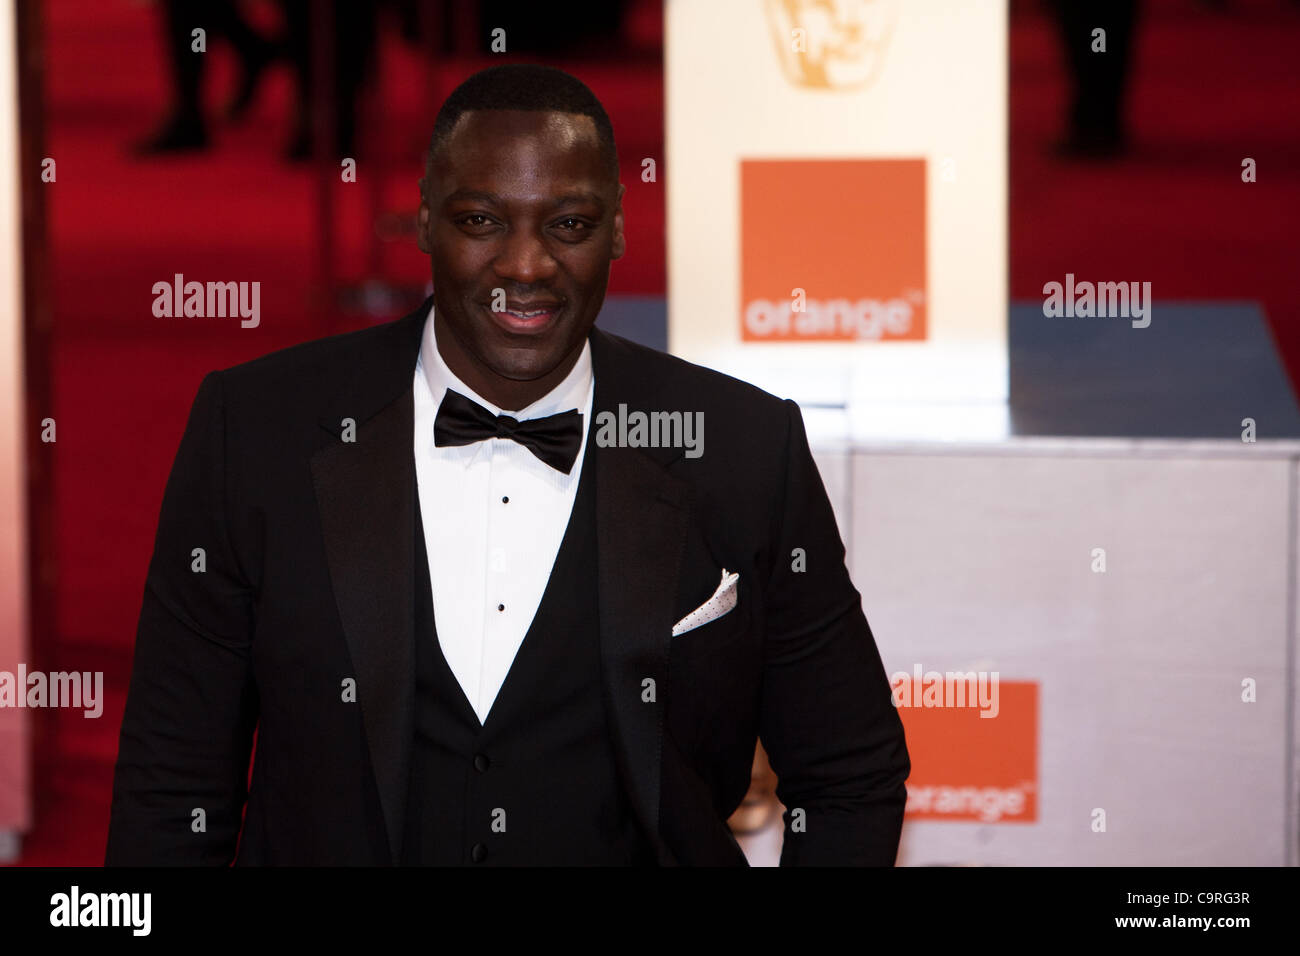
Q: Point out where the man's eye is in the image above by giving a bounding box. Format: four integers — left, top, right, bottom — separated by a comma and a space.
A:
554, 217, 589, 233
459, 214, 491, 227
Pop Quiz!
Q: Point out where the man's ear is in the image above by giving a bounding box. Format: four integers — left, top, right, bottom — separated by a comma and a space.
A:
611, 183, 626, 260
416, 177, 432, 254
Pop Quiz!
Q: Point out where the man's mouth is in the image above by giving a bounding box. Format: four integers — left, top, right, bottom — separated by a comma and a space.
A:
484, 300, 564, 335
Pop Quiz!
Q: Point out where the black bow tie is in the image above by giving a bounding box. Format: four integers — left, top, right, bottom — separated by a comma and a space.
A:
434, 388, 583, 475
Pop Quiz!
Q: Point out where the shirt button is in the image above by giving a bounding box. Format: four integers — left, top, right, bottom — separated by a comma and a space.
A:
471, 843, 488, 863
501, 495, 509, 503
474, 754, 490, 773
497, 603, 505, 612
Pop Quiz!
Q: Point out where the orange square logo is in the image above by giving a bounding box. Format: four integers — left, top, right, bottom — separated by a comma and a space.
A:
894, 676, 1038, 823
740, 159, 927, 342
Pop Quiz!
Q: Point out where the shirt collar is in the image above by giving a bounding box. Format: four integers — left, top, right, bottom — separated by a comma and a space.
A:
418, 301, 593, 419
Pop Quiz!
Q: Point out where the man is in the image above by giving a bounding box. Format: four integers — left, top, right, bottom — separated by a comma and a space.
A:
106, 64, 909, 866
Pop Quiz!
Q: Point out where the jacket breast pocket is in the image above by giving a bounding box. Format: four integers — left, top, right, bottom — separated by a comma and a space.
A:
665, 588, 758, 761
669, 585, 752, 663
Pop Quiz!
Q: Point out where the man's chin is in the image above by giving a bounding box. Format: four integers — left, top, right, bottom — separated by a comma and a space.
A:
485, 328, 591, 376
486, 352, 574, 384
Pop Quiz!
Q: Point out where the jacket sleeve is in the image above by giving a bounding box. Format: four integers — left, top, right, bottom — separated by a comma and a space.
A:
105, 371, 259, 865
758, 398, 910, 866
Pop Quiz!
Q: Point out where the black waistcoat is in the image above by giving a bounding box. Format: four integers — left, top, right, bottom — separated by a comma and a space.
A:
401, 441, 654, 865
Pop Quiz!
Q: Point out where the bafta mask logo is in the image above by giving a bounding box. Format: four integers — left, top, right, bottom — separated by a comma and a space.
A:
765, 0, 899, 91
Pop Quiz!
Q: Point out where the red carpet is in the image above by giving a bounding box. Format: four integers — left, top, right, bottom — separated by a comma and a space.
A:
11, 0, 1299, 864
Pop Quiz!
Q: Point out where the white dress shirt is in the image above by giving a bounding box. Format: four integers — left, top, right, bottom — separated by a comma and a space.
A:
412, 305, 594, 726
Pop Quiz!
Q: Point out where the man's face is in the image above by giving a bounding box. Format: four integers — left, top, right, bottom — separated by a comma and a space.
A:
418, 109, 624, 401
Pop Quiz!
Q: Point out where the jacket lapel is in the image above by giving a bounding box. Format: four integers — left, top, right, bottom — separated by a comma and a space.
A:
589, 327, 690, 865
310, 302, 426, 863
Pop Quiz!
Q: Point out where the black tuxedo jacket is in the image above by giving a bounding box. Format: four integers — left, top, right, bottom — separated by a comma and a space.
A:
105, 298, 910, 866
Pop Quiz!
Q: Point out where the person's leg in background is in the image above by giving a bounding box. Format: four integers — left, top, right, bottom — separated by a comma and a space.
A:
135, 0, 280, 155
1053, 0, 1140, 158
281, 0, 378, 162
135, 0, 207, 153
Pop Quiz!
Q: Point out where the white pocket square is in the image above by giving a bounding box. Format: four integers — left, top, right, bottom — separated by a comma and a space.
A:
672, 569, 739, 636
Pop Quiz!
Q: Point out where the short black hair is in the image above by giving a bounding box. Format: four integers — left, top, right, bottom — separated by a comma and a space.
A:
424, 64, 619, 186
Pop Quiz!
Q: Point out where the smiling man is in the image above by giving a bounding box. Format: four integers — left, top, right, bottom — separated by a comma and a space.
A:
106, 64, 909, 867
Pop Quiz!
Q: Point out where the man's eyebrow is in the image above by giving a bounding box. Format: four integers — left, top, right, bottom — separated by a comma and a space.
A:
441, 189, 607, 210
547, 191, 607, 210
441, 188, 500, 207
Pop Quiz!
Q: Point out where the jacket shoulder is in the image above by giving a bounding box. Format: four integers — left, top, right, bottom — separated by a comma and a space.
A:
216, 318, 403, 388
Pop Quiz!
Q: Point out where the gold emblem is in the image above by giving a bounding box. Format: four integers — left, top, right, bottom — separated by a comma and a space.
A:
765, 0, 899, 91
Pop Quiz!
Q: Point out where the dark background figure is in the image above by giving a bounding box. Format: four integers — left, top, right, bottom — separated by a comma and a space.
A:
476, 0, 628, 55
1052, 0, 1141, 157
135, 0, 629, 162
281, 0, 380, 161
135, 0, 280, 154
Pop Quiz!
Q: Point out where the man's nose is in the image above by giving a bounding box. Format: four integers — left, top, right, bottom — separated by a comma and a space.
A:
492, 228, 557, 284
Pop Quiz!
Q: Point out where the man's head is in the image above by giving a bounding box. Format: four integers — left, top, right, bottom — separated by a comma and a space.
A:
417, 64, 624, 411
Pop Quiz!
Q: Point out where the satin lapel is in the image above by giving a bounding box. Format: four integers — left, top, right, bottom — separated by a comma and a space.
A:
589, 327, 690, 865
309, 299, 428, 863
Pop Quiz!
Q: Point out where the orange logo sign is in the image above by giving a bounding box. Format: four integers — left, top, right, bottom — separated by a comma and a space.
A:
896, 679, 1038, 823
740, 159, 927, 343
